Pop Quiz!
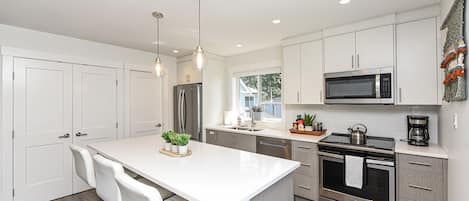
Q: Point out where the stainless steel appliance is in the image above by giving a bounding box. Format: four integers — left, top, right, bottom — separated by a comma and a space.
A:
256, 136, 291, 159
318, 133, 396, 201
174, 83, 202, 141
324, 67, 393, 104
407, 115, 430, 146
348, 123, 368, 145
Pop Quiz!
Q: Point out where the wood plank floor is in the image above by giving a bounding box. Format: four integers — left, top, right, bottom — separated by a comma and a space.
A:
53, 190, 311, 201
53, 190, 102, 201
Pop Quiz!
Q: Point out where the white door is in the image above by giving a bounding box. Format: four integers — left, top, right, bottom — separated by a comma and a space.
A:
324, 32, 356, 73
13, 58, 73, 201
283, 44, 301, 104
355, 25, 395, 70
129, 71, 163, 137
72, 65, 118, 193
300, 40, 324, 104
396, 18, 438, 105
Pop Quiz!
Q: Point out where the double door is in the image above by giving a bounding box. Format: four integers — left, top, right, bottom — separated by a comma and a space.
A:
13, 58, 118, 201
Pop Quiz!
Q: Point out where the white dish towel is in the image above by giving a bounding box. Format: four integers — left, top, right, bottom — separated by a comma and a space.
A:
345, 155, 364, 189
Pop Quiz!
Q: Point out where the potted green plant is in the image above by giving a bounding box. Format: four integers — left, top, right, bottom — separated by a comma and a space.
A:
168, 132, 179, 153
176, 134, 192, 155
161, 131, 173, 151
303, 114, 316, 131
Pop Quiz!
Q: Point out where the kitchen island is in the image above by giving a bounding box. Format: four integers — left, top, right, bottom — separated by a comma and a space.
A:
89, 135, 300, 201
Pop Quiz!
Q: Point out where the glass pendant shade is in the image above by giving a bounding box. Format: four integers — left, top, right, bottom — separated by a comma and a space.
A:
155, 57, 162, 77
193, 45, 205, 70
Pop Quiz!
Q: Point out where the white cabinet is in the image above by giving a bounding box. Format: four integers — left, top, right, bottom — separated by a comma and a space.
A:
324, 32, 356, 73
283, 44, 301, 104
283, 40, 324, 104
301, 41, 324, 104
324, 25, 394, 73
356, 25, 394, 69
396, 18, 438, 105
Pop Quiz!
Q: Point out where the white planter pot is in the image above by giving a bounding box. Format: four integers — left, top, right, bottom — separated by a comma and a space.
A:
178, 145, 188, 155
171, 144, 178, 153
305, 126, 313, 131
164, 143, 171, 151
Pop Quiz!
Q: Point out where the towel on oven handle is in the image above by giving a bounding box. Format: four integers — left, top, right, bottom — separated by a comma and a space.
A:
345, 155, 364, 189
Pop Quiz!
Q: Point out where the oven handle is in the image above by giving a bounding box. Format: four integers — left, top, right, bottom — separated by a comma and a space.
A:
366, 159, 394, 167
318, 151, 344, 160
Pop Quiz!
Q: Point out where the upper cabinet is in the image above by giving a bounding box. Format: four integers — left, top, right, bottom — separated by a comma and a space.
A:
396, 18, 438, 105
324, 25, 394, 73
324, 32, 356, 73
283, 40, 324, 104
355, 25, 394, 70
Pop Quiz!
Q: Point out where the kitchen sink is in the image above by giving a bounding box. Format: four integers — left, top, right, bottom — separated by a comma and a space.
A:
228, 127, 263, 132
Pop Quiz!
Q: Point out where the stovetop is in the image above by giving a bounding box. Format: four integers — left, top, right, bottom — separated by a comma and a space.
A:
319, 133, 395, 151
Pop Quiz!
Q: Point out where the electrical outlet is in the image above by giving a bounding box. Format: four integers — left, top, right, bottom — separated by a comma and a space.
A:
453, 113, 458, 129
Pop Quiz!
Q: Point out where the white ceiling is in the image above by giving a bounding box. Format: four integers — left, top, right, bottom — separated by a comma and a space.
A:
0, 0, 440, 57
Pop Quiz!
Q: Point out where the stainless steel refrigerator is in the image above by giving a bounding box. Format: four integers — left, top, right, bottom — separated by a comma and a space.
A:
174, 83, 202, 141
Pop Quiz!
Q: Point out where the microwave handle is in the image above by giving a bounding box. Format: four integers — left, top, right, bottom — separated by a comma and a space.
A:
375, 74, 381, 98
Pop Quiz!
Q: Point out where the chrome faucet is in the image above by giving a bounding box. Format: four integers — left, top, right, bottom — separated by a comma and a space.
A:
250, 109, 256, 128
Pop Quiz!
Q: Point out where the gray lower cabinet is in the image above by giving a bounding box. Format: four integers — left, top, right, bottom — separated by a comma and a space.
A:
397, 153, 448, 201
205, 129, 256, 152
292, 141, 319, 201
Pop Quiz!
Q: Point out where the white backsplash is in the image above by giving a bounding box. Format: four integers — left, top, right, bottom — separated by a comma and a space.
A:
286, 104, 440, 143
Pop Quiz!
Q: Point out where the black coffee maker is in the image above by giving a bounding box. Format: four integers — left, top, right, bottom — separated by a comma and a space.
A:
407, 115, 430, 146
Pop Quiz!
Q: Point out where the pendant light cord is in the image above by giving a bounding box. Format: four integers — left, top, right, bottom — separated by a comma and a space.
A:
198, 0, 201, 46
156, 16, 160, 57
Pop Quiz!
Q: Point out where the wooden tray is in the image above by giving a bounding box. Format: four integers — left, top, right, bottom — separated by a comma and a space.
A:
289, 129, 326, 136
159, 149, 192, 157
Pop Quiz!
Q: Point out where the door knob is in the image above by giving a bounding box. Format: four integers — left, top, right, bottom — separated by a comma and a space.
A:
155, 123, 162, 128
75, 132, 88, 137
58, 133, 70, 139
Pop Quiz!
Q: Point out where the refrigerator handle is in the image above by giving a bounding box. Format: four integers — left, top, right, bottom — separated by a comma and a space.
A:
178, 89, 183, 132
182, 89, 187, 132
197, 86, 201, 140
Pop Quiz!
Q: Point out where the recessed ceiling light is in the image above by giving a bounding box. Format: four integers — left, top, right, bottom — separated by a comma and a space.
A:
339, 0, 351, 5
173, 50, 179, 53
272, 19, 281, 24
236, 44, 243, 48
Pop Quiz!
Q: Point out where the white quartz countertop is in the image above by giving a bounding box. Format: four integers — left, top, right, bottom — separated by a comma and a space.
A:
88, 135, 300, 201
395, 141, 448, 159
205, 125, 327, 143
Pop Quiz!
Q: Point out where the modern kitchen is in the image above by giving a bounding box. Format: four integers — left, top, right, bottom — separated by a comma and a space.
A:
0, 0, 467, 201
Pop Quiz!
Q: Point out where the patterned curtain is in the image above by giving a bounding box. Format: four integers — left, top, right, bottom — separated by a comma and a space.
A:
441, 0, 467, 102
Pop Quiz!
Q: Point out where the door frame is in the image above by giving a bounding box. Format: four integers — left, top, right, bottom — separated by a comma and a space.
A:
0, 47, 124, 201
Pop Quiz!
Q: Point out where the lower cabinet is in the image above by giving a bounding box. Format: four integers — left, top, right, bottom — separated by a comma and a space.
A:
292, 141, 319, 201
397, 154, 448, 201
206, 130, 256, 152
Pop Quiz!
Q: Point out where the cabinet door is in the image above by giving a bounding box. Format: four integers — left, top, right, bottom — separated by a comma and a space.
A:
216, 131, 237, 149
233, 134, 256, 152
396, 18, 438, 105
324, 32, 356, 73
13, 58, 73, 201
129, 71, 163, 137
206, 130, 218, 145
283, 44, 301, 104
355, 25, 394, 69
301, 40, 324, 104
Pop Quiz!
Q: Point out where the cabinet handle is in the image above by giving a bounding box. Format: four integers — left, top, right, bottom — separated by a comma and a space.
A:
409, 184, 433, 192
301, 163, 311, 167
208, 131, 215, 135
357, 54, 360, 68
75, 132, 88, 137
399, 88, 402, 103
58, 133, 70, 139
351, 55, 354, 68
297, 146, 311, 150
408, 161, 432, 167
319, 90, 323, 102
297, 91, 300, 103
297, 185, 311, 190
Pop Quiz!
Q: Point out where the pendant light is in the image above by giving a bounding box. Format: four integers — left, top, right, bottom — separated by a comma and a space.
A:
193, 0, 205, 70
153, 11, 164, 77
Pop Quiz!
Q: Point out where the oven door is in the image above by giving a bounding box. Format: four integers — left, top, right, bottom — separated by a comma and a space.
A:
319, 151, 395, 201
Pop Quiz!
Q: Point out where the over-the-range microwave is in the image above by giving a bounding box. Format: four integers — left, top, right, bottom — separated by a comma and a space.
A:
324, 67, 394, 104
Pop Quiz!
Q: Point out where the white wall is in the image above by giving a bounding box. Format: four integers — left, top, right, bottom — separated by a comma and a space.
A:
287, 105, 439, 142
0, 24, 177, 201
438, 1, 469, 201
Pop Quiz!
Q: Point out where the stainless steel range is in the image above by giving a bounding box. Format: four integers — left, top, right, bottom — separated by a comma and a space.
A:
318, 133, 396, 201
